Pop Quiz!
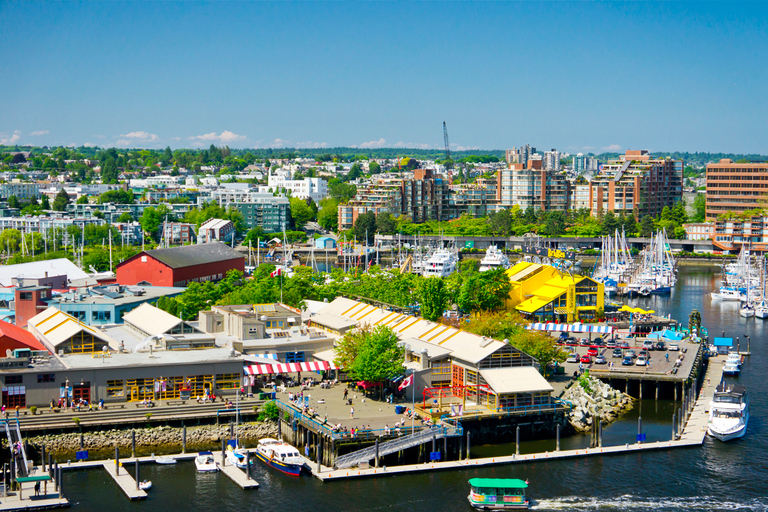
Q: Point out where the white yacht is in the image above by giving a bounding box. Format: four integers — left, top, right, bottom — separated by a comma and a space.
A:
479, 245, 511, 272
756, 300, 768, 319
422, 248, 458, 278
708, 383, 748, 442
739, 302, 755, 318
711, 287, 743, 301
723, 357, 741, 376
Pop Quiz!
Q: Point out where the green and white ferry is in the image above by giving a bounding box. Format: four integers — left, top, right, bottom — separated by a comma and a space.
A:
468, 478, 530, 509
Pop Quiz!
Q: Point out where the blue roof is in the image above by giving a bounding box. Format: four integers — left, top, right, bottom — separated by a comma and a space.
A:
713, 337, 733, 346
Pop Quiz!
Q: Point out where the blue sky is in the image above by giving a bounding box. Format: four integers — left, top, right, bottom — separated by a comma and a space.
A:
1, 1, 766, 153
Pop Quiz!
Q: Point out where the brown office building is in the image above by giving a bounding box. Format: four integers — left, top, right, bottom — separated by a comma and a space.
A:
706, 159, 768, 220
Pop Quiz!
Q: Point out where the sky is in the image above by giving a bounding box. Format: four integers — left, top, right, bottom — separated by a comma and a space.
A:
1, 1, 767, 154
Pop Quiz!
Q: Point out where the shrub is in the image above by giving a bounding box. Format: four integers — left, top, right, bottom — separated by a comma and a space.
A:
29, 406, 37, 415
72, 417, 81, 425
258, 400, 279, 421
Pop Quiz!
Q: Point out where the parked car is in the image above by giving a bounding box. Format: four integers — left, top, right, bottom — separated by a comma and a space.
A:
587, 346, 599, 357
605, 339, 618, 348
617, 341, 631, 348
668, 343, 680, 352
594, 355, 607, 364
642, 340, 655, 351
639, 350, 649, 358
636, 355, 648, 366
655, 341, 667, 351
566, 353, 579, 363
580, 354, 592, 364
579, 338, 591, 346
622, 356, 633, 366
612, 348, 624, 358
625, 349, 637, 359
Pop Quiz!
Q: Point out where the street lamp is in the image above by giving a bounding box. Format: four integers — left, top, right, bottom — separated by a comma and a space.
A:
65, 378, 69, 408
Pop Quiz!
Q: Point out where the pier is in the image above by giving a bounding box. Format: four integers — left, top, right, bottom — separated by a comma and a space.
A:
214, 451, 259, 489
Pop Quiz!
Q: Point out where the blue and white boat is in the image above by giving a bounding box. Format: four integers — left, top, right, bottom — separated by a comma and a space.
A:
226, 444, 253, 469
255, 438, 304, 476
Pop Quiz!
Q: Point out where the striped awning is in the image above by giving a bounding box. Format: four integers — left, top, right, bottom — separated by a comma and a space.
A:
526, 323, 615, 334
244, 360, 337, 375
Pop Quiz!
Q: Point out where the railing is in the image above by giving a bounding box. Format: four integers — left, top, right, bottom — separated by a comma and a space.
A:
334, 425, 452, 469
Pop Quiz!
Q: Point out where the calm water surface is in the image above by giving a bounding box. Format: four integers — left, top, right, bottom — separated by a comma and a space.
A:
63, 265, 768, 511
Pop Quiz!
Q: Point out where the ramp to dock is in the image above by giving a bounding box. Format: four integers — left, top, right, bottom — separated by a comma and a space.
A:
334, 425, 455, 469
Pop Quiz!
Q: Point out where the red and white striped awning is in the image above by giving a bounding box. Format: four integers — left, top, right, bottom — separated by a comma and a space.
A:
244, 360, 337, 375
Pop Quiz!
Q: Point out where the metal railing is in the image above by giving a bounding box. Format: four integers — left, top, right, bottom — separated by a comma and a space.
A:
334, 425, 452, 469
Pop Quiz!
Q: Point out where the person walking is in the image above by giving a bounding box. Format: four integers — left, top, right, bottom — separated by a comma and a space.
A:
343, 388, 348, 401
350, 406, 354, 419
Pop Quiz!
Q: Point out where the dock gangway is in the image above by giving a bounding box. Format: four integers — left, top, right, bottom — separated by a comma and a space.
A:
1, 418, 29, 475
334, 423, 462, 470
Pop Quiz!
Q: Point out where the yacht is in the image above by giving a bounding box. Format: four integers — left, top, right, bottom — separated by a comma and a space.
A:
479, 245, 511, 272
739, 302, 755, 318
422, 248, 458, 278
723, 358, 741, 376
255, 438, 304, 476
711, 287, 743, 301
755, 300, 768, 319
708, 383, 748, 442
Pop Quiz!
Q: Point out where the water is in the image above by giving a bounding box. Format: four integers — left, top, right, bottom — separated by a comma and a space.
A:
63, 265, 768, 511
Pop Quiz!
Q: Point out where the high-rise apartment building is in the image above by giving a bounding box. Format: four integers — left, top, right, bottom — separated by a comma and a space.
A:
544, 149, 560, 171
573, 153, 598, 174
505, 145, 536, 166
705, 159, 768, 220
588, 150, 683, 218
497, 160, 569, 211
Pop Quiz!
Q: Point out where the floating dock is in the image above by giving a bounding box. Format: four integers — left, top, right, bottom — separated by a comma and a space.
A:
101, 460, 147, 500
213, 452, 259, 490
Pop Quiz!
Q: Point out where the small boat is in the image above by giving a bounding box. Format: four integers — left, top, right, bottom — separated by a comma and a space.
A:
739, 303, 755, 318
255, 438, 303, 476
194, 451, 219, 473
708, 383, 749, 442
468, 478, 530, 509
155, 455, 177, 465
755, 301, 768, 319
139, 480, 152, 491
723, 359, 741, 376
226, 444, 253, 469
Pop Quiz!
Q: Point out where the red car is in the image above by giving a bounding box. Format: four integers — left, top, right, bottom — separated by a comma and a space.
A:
587, 346, 599, 356
580, 354, 592, 364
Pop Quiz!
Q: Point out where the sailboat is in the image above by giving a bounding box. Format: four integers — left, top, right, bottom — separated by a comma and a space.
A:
225, 392, 253, 469
740, 274, 755, 317
755, 259, 768, 318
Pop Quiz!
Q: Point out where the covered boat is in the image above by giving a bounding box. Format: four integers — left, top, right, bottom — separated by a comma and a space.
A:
255, 438, 304, 476
468, 478, 529, 510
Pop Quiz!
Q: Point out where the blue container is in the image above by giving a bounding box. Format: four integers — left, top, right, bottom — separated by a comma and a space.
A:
394, 405, 405, 414
270, 392, 276, 399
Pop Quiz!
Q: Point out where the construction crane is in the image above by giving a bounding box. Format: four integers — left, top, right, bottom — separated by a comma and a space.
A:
443, 121, 453, 170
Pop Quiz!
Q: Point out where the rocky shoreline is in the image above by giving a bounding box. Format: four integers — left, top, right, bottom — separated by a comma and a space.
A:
9, 421, 279, 461
561, 374, 633, 432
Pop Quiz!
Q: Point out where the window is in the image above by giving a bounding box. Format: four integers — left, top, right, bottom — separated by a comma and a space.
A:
37, 374, 55, 383
107, 380, 124, 398
19, 292, 32, 301
285, 351, 305, 363
215, 373, 241, 390
5, 375, 22, 385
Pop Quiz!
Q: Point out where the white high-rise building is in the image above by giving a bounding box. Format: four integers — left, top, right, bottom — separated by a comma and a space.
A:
544, 149, 560, 171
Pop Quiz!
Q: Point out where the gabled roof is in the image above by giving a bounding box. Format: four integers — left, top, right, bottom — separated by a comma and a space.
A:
27, 307, 116, 351
479, 367, 554, 395
123, 303, 196, 336
118, 242, 243, 270
0, 258, 88, 287
0, 320, 46, 351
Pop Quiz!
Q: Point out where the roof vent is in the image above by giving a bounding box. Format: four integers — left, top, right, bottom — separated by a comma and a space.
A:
479, 336, 493, 348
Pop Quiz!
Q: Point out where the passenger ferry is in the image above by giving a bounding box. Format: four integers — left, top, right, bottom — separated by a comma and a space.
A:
708, 383, 749, 442
468, 478, 529, 509
254, 438, 304, 476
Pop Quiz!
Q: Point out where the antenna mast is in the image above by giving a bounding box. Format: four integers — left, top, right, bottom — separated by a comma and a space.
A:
443, 121, 452, 170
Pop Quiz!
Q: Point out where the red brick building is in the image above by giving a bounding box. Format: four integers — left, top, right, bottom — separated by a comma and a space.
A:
116, 242, 245, 287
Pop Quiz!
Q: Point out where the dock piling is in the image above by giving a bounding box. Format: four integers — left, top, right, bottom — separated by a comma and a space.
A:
245, 452, 251, 480
182, 426, 187, 453
672, 413, 676, 440
678, 407, 683, 433
42, 444, 46, 472
115, 446, 119, 476
598, 421, 603, 448
516, 427, 520, 455
637, 417, 642, 444
374, 437, 379, 468
556, 424, 560, 451
132, 430, 136, 458
466, 432, 471, 460
134, 460, 139, 490
221, 440, 227, 466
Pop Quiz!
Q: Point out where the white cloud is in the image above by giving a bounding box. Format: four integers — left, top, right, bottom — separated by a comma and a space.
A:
120, 131, 159, 142
455, 145, 480, 151
359, 138, 387, 149
115, 139, 131, 147
601, 144, 622, 152
170, 137, 181, 141
30, 130, 49, 136
0, 130, 21, 145
269, 138, 290, 148
189, 130, 246, 144
295, 141, 328, 149
393, 141, 433, 150
83, 142, 97, 148
582, 146, 595, 151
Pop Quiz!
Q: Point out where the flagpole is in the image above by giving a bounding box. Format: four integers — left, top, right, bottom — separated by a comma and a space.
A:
411, 370, 415, 434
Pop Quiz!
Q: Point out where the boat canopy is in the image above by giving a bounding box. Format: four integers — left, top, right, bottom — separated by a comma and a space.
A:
469, 478, 528, 489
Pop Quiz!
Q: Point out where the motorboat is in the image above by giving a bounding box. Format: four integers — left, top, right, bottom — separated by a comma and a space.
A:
756, 300, 768, 319
422, 248, 458, 278
194, 451, 219, 472
479, 245, 511, 272
708, 383, 748, 442
155, 455, 177, 465
468, 477, 529, 509
226, 444, 253, 469
723, 359, 741, 376
139, 480, 152, 491
711, 287, 743, 301
255, 438, 304, 476
726, 352, 743, 367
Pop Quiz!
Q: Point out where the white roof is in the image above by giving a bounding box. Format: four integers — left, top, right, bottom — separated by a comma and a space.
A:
0, 258, 88, 286
479, 367, 554, 395
28, 307, 117, 351
123, 303, 186, 336
311, 348, 337, 362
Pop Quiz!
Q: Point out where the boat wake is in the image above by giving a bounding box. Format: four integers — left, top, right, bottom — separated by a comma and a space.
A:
533, 495, 768, 510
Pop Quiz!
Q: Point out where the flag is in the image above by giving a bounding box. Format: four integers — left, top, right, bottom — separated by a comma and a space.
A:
398, 374, 413, 391
270, 268, 282, 278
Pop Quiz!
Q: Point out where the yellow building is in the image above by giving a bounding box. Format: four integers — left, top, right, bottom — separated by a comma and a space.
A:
505, 262, 604, 323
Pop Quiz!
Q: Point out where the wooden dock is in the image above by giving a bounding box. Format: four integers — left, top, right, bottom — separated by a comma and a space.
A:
101, 460, 147, 500
0, 480, 68, 511
305, 354, 725, 482
214, 452, 259, 490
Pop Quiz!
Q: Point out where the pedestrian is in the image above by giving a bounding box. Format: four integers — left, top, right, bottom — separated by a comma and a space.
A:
665, 353, 669, 362
34, 481, 40, 496
350, 406, 354, 419
343, 388, 348, 401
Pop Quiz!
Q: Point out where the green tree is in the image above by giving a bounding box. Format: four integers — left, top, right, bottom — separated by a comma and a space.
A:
347, 163, 362, 180
76, 195, 89, 204
601, 211, 619, 235
163, 146, 173, 163
289, 197, 316, 229
692, 194, 706, 223
7, 195, 19, 209
640, 215, 655, 237
140, 204, 173, 240
369, 161, 381, 175
328, 181, 357, 203
40, 194, 50, 210
418, 277, 448, 321
375, 212, 397, 235
101, 157, 119, 183
544, 211, 566, 236
457, 268, 511, 313
335, 325, 404, 391
507, 330, 569, 372
354, 211, 376, 243
53, 189, 70, 211
98, 190, 134, 204
117, 212, 133, 223
317, 197, 339, 231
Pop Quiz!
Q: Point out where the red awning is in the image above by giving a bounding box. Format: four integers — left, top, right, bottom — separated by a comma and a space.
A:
244, 360, 337, 375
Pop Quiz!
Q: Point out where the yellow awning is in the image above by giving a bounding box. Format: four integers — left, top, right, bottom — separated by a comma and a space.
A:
516, 297, 554, 314
533, 285, 567, 300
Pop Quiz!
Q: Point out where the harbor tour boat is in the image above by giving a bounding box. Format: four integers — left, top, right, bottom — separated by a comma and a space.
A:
479, 245, 511, 272
708, 383, 749, 442
255, 438, 304, 476
194, 451, 219, 473
468, 478, 530, 510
